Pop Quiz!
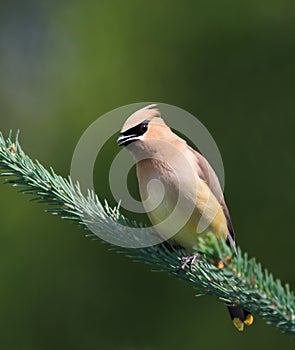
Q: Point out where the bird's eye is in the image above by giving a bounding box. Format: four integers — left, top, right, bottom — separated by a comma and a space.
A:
140, 123, 148, 133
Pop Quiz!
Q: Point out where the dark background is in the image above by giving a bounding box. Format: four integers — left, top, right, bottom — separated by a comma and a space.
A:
0, 1, 294, 349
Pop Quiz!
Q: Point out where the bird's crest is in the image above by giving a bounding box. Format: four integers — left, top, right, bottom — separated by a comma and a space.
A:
121, 104, 161, 132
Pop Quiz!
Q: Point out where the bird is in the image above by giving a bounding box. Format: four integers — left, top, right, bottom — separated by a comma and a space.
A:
116, 104, 254, 332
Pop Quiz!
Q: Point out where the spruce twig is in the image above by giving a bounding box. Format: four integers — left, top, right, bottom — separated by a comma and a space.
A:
0, 132, 294, 335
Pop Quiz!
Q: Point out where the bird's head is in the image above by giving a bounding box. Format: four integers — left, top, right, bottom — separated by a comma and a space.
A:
116, 104, 176, 157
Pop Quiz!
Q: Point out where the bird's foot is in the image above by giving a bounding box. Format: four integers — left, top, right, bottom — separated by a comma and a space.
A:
179, 254, 199, 272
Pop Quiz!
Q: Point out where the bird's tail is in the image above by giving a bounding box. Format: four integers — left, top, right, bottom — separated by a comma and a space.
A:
227, 305, 254, 331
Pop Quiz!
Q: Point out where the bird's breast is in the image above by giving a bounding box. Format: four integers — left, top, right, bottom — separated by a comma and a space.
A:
136, 159, 228, 251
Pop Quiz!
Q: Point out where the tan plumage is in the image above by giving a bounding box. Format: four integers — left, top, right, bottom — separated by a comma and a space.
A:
116, 104, 253, 331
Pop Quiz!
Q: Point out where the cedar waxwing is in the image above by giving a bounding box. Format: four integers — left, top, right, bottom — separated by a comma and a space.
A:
116, 104, 254, 332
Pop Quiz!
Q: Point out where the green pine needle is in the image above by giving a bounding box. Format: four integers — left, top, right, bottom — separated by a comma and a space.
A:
0, 131, 294, 335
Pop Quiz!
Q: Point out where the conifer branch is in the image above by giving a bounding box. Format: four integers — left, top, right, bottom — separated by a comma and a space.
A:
0, 132, 294, 335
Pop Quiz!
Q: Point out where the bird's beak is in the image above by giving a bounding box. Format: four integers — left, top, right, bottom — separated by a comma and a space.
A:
116, 133, 138, 146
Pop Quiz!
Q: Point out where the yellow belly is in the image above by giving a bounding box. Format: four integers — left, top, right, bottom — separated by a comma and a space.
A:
136, 158, 228, 252
146, 181, 228, 252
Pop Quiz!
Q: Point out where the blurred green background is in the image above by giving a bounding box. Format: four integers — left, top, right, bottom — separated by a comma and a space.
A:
0, 1, 294, 349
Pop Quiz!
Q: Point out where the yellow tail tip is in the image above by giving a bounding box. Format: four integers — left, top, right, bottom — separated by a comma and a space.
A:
244, 314, 254, 326
233, 318, 244, 332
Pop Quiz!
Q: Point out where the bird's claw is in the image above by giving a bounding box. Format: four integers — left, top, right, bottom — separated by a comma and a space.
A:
179, 254, 199, 272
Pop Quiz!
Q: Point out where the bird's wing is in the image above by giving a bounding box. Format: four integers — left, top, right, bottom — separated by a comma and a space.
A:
188, 146, 236, 245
